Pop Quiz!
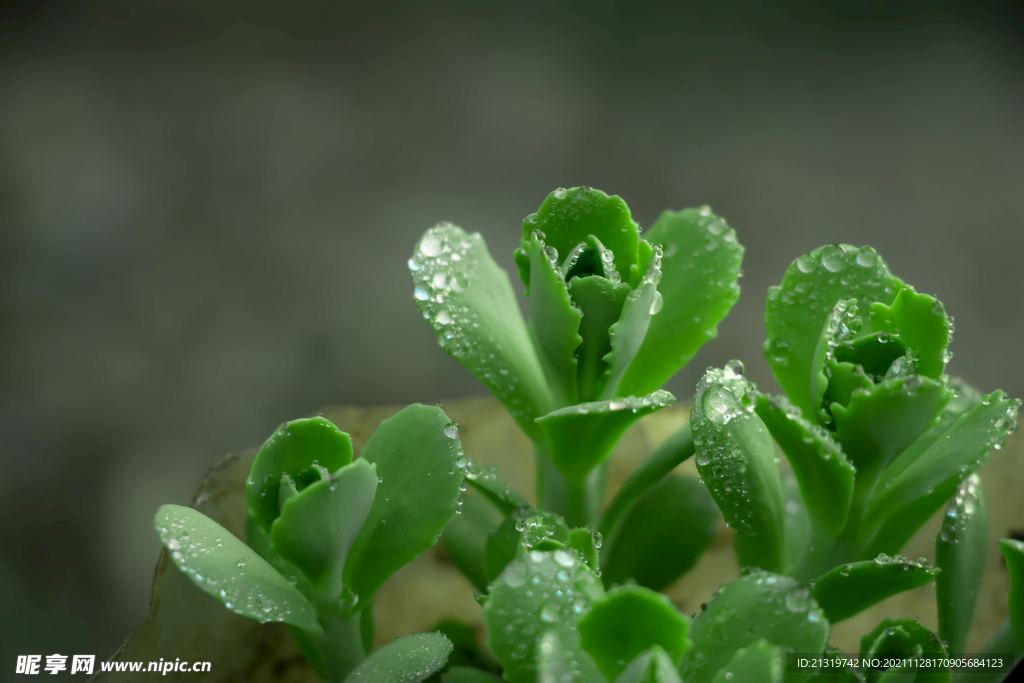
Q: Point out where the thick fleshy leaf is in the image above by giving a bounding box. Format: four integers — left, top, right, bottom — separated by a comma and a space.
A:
755, 393, 856, 536
345, 632, 453, 683
600, 474, 718, 591
614, 646, 683, 683
483, 508, 569, 584
441, 668, 504, 683
868, 287, 952, 380
246, 516, 312, 597
618, 207, 743, 397
247, 417, 354, 533
524, 232, 582, 407
832, 376, 952, 532
809, 299, 865, 426
536, 630, 606, 683
535, 390, 675, 481
344, 404, 465, 604
677, 569, 829, 683
270, 459, 378, 603
859, 618, 948, 683
599, 423, 696, 540
935, 474, 988, 654
811, 556, 939, 623
154, 504, 321, 633
459, 455, 530, 516
482, 549, 606, 683
875, 381, 982, 490
578, 584, 691, 681
709, 639, 784, 683
571, 274, 632, 402
692, 365, 786, 572
601, 245, 663, 399
567, 527, 601, 574
441, 492, 503, 593
764, 244, 903, 419
517, 187, 640, 289
411, 224, 552, 443
858, 392, 1018, 556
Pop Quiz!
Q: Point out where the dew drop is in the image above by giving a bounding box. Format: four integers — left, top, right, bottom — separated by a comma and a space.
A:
796, 254, 817, 273
649, 290, 664, 315
821, 245, 848, 272
420, 233, 443, 257
444, 423, 460, 439
855, 246, 878, 267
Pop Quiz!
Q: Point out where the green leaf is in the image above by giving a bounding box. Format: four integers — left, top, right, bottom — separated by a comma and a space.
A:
517, 187, 640, 290
935, 475, 988, 654
578, 584, 691, 681
832, 376, 953, 536
692, 365, 786, 572
440, 492, 503, 593
270, 459, 378, 603
755, 393, 856, 536
618, 207, 743, 397
411, 224, 552, 444
571, 274, 632, 402
535, 390, 675, 482
764, 244, 903, 419
868, 287, 952, 380
459, 455, 530, 516
677, 569, 829, 683
483, 508, 569, 584
875, 381, 983, 492
441, 668, 504, 683
858, 392, 1018, 556
859, 618, 948, 683
245, 516, 312, 597
599, 422, 696, 540
345, 632, 453, 683
536, 629, 607, 683
482, 549, 606, 683
811, 557, 939, 623
247, 417, 354, 533
344, 404, 465, 605
709, 638, 784, 683
567, 527, 601, 574
809, 299, 863, 426
601, 245, 663, 399
154, 504, 321, 633
524, 232, 582, 407
614, 646, 683, 683
599, 474, 718, 592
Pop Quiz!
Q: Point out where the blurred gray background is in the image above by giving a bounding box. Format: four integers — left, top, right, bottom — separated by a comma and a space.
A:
1, 0, 1022, 665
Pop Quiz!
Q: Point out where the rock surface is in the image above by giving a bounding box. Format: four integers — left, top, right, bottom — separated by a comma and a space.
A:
96, 397, 1022, 681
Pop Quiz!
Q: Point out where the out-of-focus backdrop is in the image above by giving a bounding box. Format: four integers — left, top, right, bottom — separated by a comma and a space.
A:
1, 0, 1021, 664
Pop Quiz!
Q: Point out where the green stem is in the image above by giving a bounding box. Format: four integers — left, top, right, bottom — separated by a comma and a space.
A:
535, 446, 608, 529
288, 602, 368, 682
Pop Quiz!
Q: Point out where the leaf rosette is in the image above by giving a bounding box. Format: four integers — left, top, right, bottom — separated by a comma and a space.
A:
694, 244, 1019, 592
410, 188, 743, 525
